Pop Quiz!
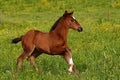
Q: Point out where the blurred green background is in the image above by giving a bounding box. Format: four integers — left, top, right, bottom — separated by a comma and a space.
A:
0, 0, 120, 80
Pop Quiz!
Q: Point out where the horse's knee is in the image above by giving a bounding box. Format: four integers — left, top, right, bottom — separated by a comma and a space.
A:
17, 53, 27, 63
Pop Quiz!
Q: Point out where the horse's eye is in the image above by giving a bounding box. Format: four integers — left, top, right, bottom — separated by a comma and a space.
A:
71, 19, 74, 22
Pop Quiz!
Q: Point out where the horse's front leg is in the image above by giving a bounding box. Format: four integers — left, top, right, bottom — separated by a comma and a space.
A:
62, 48, 80, 77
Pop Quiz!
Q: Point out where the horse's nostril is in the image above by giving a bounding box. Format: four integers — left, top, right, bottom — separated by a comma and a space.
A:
77, 27, 83, 32
81, 28, 83, 31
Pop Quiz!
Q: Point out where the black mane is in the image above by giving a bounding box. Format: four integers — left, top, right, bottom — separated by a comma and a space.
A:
49, 16, 62, 32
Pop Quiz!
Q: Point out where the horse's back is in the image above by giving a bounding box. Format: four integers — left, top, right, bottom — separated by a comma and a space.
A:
21, 30, 45, 49
22, 30, 38, 41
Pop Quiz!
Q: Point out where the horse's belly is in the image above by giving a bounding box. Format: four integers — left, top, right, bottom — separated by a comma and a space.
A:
50, 46, 65, 55
34, 41, 51, 54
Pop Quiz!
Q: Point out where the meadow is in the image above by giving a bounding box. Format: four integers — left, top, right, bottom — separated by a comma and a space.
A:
0, 0, 120, 80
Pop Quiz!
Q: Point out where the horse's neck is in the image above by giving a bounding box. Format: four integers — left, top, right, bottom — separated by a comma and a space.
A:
52, 22, 69, 41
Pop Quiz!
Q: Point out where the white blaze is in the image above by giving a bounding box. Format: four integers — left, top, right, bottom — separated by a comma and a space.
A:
72, 16, 76, 19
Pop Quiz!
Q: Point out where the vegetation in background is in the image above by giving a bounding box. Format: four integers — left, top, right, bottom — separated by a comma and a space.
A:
0, 0, 120, 80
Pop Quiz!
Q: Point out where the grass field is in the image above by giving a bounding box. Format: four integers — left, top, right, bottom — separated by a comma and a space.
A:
0, 0, 120, 80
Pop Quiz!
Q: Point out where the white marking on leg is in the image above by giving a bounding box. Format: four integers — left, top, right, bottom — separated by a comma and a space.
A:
69, 65, 73, 72
69, 58, 73, 64
68, 58, 74, 72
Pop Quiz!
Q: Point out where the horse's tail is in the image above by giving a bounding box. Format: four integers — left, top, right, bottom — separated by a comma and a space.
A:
12, 35, 23, 44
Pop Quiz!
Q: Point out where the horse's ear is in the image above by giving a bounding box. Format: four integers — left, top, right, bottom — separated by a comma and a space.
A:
63, 10, 68, 16
65, 10, 68, 14
69, 11, 74, 15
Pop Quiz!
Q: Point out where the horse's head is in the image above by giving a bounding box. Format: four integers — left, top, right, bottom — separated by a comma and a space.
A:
63, 11, 83, 32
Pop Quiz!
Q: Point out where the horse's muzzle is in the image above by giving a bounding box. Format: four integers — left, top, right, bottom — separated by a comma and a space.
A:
77, 27, 83, 32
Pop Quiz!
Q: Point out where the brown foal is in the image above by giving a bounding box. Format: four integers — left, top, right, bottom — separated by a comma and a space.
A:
12, 11, 83, 77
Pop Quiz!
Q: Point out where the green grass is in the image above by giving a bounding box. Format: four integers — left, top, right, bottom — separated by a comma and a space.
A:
0, 0, 120, 80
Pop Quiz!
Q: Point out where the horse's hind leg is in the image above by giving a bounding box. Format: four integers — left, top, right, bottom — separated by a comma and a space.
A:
28, 49, 42, 71
17, 46, 35, 72
17, 52, 29, 72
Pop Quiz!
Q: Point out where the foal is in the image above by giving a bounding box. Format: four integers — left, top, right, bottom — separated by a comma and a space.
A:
12, 11, 83, 77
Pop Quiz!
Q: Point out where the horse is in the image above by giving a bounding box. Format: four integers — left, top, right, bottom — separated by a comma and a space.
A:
12, 11, 83, 77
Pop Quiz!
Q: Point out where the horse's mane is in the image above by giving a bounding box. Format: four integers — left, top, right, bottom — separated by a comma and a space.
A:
49, 16, 62, 32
